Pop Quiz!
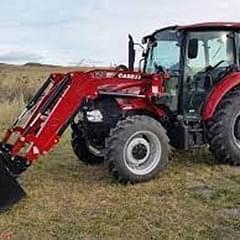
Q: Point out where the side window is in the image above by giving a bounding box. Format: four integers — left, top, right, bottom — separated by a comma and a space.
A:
238, 33, 240, 64
208, 37, 233, 67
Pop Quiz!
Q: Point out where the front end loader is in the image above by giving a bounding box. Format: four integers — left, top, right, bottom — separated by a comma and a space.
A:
0, 69, 167, 212
2, 22, 240, 212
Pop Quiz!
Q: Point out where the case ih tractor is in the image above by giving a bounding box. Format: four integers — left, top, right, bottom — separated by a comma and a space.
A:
1, 22, 240, 211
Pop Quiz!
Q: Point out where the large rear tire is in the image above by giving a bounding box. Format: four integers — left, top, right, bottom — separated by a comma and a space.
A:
207, 88, 240, 165
105, 115, 170, 184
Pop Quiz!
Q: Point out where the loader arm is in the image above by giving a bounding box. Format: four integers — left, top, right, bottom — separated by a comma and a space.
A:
0, 70, 151, 175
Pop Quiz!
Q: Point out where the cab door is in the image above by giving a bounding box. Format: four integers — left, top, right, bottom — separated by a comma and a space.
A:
183, 31, 235, 118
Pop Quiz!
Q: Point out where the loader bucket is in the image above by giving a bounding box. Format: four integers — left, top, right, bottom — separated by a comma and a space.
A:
0, 156, 26, 213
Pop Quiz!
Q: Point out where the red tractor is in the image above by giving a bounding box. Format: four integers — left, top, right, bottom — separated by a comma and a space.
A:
1, 22, 240, 211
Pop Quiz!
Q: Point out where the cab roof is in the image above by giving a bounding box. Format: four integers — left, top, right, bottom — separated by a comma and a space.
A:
178, 22, 240, 30
143, 22, 240, 42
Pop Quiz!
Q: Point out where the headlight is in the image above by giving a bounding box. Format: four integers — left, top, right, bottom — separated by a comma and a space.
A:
86, 110, 103, 123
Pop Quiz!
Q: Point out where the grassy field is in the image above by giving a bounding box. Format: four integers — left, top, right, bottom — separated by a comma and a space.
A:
0, 64, 240, 240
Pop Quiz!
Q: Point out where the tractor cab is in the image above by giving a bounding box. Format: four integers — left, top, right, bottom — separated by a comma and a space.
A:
140, 24, 238, 118
126, 23, 240, 149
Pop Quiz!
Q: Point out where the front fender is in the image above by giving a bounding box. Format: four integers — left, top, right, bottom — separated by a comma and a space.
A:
202, 72, 240, 120
117, 98, 167, 120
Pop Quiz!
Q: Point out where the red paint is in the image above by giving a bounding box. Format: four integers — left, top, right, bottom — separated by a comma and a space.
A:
2, 70, 166, 163
202, 72, 240, 120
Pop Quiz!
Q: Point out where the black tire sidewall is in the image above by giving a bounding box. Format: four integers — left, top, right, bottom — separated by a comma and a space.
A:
219, 102, 240, 161
106, 116, 169, 183
209, 89, 240, 164
71, 132, 103, 165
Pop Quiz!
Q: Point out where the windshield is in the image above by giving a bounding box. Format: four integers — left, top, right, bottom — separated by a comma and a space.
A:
144, 29, 181, 74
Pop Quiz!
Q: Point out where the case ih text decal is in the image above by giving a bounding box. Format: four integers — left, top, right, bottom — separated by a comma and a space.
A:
118, 73, 142, 80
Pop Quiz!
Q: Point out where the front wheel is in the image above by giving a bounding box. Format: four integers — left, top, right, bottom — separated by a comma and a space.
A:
105, 115, 170, 184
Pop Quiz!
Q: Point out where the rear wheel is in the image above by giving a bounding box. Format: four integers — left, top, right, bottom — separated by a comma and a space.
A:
105, 115, 170, 183
207, 88, 240, 165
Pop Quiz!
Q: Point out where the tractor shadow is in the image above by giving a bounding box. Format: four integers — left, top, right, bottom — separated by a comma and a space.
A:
170, 146, 218, 166
54, 147, 218, 185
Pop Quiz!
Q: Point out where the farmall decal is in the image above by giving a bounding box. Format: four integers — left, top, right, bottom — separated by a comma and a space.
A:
118, 73, 142, 80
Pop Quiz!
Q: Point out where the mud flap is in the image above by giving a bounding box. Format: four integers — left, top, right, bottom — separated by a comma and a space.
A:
0, 158, 26, 213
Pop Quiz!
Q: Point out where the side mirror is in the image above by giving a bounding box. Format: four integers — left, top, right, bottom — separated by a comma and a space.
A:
188, 38, 198, 59
128, 34, 136, 71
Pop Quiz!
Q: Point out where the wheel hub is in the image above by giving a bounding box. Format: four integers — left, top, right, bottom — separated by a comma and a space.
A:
126, 138, 150, 165
234, 117, 240, 140
132, 144, 148, 160
86, 139, 104, 157
124, 131, 162, 175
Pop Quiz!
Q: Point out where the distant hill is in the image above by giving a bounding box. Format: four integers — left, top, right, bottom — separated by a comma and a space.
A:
24, 62, 60, 68
0, 62, 14, 67
0, 62, 63, 69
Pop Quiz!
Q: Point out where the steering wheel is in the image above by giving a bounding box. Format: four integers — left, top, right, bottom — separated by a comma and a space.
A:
154, 63, 166, 73
206, 60, 226, 73
115, 65, 128, 71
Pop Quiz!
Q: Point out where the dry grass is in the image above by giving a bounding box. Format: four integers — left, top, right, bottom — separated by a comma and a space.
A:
0, 96, 25, 126
0, 64, 93, 103
0, 64, 94, 128
0, 65, 239, 240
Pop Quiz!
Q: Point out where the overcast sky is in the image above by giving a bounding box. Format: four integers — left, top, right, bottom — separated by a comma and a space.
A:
0, 0, 240, 66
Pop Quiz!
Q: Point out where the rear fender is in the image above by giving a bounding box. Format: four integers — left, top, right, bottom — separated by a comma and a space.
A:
202, 72, 240, 120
